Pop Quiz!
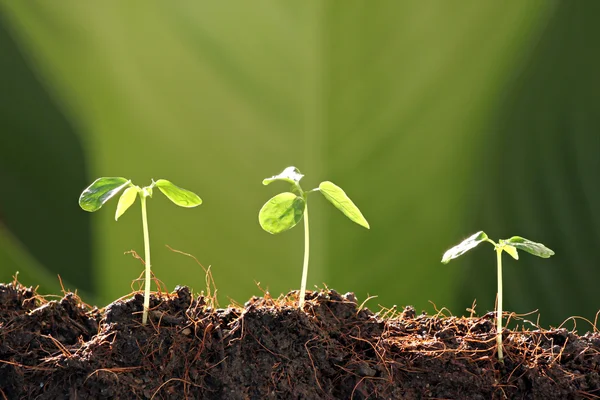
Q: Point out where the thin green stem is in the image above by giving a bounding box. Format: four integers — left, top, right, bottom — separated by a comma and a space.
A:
140, 195, 151, 325
496, 247, 504, 363
299, 205, 310, 309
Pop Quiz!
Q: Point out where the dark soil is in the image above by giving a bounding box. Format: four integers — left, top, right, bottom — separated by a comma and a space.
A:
0, 281, 599, 399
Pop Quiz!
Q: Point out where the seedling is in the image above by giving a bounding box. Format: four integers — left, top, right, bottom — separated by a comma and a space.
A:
259, 166, 370, 309
79, 177, 202, 325
441, 231, 554, 363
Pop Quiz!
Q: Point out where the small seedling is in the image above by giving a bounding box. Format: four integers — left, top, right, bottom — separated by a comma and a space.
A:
79, 177, 202, 325
441, 231, 554, 363
259, 166, 370, 309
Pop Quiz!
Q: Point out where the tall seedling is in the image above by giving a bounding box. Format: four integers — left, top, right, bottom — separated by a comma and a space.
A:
79, 177, 202, 325
259, 167, 370, 308
441, 231, 554, 363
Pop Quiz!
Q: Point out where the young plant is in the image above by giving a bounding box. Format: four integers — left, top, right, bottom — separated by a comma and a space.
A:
259, 166, 370, 309
78, 177, 202, 325
441, 231, 554, 363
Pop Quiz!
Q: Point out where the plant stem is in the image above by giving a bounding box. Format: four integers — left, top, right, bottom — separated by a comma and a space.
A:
496, 247, 504, 363
299, 205, 310, 309
140, 195, 151, 325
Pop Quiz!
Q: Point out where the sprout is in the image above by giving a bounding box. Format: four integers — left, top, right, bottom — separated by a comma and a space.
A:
259, 166, 370, 309
442, 231, 554, 363
79, 177, 202, 325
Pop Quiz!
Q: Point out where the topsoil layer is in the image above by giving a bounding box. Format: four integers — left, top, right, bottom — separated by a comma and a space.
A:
0, 282, 599, 399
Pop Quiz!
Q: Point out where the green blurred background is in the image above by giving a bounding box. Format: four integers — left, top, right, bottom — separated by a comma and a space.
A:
1, 2, 598, 327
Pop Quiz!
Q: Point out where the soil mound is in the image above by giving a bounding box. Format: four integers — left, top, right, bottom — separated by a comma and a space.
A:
0, 282, 598, 399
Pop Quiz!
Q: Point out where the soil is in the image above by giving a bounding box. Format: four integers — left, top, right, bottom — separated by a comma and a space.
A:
0, 281, 599, 399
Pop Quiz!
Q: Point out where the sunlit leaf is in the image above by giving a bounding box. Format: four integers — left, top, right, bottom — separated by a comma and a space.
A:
155, 179, 202, 207
259, 192, 305, 234
441, 231, 489, 264
262, 166, 304, 186
503, 244, 519, 260
504, 236, 555, 258
79, 177, 130, 212
318, 181, 369, 229
115, 186, 139, 221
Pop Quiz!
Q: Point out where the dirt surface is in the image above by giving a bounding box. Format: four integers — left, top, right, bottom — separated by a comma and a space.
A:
0, 281, 599, 399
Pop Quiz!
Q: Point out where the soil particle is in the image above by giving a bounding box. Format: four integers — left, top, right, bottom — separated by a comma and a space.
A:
0, 282, 599, 399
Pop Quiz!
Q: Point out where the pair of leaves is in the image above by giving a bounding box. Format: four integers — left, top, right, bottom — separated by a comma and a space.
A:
79, 177, 202, 220
258, 167, 370, 234
441, 230, 555, 264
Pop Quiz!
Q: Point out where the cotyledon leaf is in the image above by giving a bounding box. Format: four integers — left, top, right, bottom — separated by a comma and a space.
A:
318, 181, 369, 229
79, 177, 130, 212
259, 192, 306, 234
155, 179, 202, 207
504, 236, 555, 258
441, 231, 489, 264
503, 244, 519, 260
115, 186, 139, 221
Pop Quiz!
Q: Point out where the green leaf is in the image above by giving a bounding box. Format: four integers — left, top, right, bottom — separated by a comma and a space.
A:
503, 244, 519, 260
504, 236, 555, 258
318, 181, 370, 229
259, 192, 306, 234
441, 231, 489, 264
155, 179, 202, 207
115, 186, 139, 221
79, 177, 130, 212
262, 166, 304, 186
